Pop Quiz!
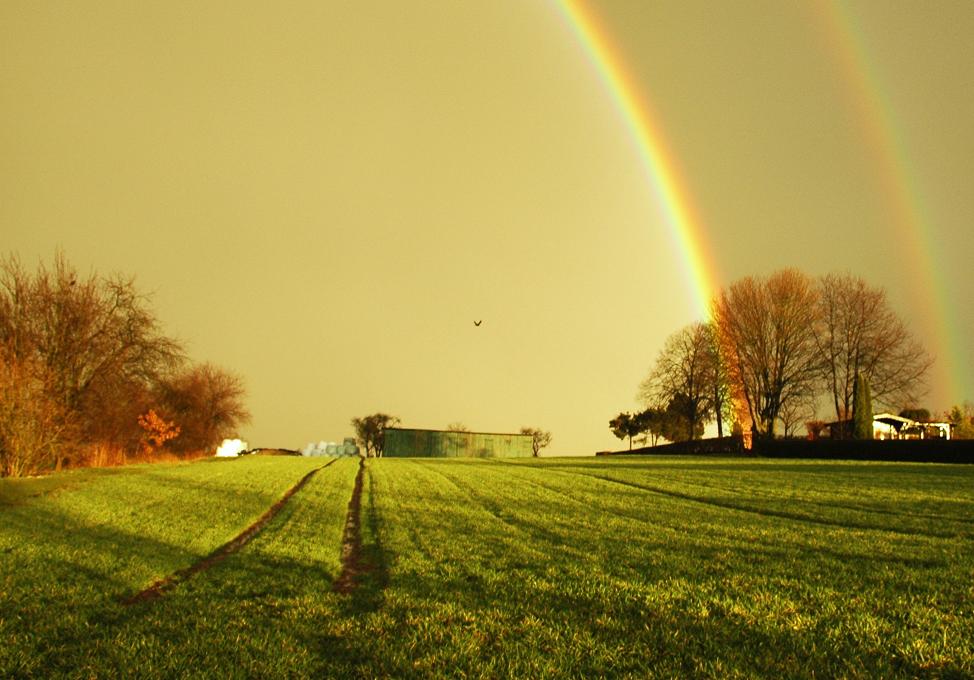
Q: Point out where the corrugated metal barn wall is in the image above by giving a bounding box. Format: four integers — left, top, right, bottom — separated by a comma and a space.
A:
384, 428, 533, 458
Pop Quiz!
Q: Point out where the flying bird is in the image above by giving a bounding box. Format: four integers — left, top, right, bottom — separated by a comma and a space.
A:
473, 320, 482, 327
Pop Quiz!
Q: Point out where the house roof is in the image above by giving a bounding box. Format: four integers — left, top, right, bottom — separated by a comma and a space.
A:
873, 413, 916, 426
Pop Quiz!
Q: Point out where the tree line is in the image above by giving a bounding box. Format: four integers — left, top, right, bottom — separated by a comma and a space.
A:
611, 269, 952, 446
0, 254, 250, 477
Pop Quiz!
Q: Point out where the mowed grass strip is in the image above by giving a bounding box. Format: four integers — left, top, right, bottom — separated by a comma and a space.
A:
345, 457, 973, 679
513, 456, 974, 538
62, 456, 361, 678
515, 458, 974, 675
0, 455, 326, 676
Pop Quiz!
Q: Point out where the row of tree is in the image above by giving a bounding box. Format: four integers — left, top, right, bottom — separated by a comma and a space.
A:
613, 269, 936, 445
0, 254, 250, 476
609, 397, 704, 450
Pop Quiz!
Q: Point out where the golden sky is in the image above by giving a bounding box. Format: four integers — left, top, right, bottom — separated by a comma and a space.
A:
3, 1, 972, 454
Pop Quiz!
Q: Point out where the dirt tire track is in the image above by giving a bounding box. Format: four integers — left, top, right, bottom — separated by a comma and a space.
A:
333, 457, 369, 594
123, 459, 337, 605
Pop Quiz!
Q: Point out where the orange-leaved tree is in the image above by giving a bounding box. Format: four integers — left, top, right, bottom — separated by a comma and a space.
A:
137, 409, 180, 455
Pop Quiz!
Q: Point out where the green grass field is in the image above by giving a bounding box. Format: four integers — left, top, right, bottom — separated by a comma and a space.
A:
2, 455, 972, 678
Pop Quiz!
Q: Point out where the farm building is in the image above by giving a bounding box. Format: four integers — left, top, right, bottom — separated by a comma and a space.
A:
826, 413, 952, 440
384, 428, 534, 458
872, 413, 951, 440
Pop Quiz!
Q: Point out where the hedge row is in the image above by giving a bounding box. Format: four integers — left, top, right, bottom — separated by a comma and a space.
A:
599, 436, 974, 464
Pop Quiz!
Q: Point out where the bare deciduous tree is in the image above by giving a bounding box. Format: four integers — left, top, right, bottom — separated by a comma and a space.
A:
713, 269, 822, 438
519, 427, 552, 456
815, 273, 931, 423
0, 354, 70, 476
0, 253, 183, 457
352, 413, 400, 457
777, 388, 818, 438
1, 253, 251, 474
78, 371, 154, 454
157, 363, 251, 453
638, 322, 719, 440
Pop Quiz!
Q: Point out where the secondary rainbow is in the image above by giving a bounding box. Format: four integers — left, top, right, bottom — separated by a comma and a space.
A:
814, 1, 963, 403
553, 0, 718, 319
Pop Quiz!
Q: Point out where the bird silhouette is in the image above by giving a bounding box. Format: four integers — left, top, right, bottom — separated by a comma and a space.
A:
474, 320, 482, 327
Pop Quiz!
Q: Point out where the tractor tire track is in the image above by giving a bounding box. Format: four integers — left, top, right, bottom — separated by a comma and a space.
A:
333, 457, 370, 594
123, 459, 337, 605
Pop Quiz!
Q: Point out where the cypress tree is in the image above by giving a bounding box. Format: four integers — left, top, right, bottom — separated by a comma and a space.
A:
852, 374, 874, 440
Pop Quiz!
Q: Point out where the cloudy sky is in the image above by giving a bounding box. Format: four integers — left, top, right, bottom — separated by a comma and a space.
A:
3, 1, 971, 454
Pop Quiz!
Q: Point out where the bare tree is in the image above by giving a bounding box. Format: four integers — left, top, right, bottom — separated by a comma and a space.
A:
351, 413, 400, 457
777, 389, 818, 438
815, 273, 931, 424
0, 354, 70, 476
78, 370, 154, 453
519, 427, 552, 456
157, 363, 251, 453
446, 422, 470, 433
713, 269, 823, 438
0, 253, 254, 473
0, 253, 183, 456
638, 322, 718, 440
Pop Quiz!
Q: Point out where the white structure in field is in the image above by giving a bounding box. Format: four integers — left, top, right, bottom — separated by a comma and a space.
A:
215, 438, 249, 457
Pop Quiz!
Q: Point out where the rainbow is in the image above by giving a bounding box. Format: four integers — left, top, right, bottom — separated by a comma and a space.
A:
552, 0, 718, 319
813, 1, 962, 403
555, 0, 963, 404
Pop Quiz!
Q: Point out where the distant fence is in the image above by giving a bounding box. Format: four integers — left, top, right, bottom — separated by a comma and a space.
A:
598, 436, 974, 464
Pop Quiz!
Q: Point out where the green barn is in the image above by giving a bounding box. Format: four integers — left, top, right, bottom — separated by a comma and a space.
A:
383, 428, 533, 458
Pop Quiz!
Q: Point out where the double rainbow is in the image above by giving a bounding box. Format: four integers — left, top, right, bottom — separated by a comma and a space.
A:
555, 0, 962, 403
